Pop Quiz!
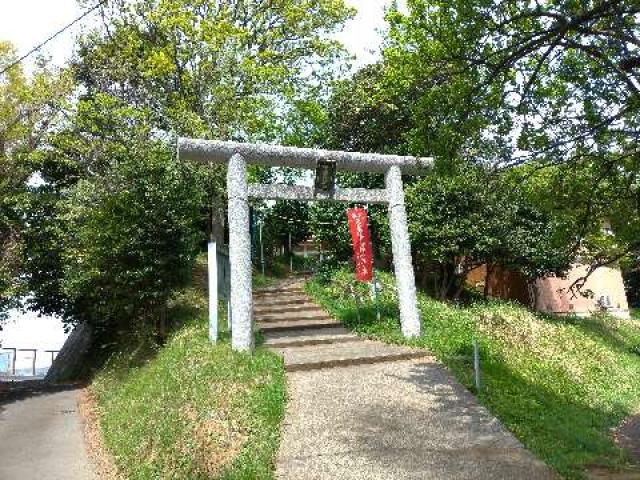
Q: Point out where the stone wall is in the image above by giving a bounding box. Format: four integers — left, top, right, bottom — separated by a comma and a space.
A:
44, 322, 93, 383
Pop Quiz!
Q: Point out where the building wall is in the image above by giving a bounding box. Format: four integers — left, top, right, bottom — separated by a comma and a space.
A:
466, 263, 630, 318
534, 264, 630, 318
466, 264, 530, 304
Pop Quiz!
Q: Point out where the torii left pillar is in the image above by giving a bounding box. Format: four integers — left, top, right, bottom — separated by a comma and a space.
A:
227, 153, 254, 351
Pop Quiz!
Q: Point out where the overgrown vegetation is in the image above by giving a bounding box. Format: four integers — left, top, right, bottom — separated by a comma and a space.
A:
1, 1, 639, 474
91, 257, 286, 479
307, 267, 640, 479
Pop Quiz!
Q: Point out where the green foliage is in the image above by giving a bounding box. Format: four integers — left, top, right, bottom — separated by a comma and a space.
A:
261, 200, 310, 256
75, 0, 355, 140
16, 0, 356, 333
322, 63, 412, 155
383, 0, 640, 266
621, 253, 640, 309
308, 268, 640, 478
19, 93, 205, 331
314, 39, 573, 290
92, 258, 286, 479
0, 41, 74, 322
59, 145, 203, 329
406, 162, 572, 299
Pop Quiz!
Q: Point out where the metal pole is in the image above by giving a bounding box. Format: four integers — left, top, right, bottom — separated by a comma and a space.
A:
473, 338, 482, 391
289, 231, 293, 273
10, 348, 16, 375
32, 350, 36, 376
260, 221, 265, 275
47, 350, 56, 364
227, 153, 254, 352
385, 165, 421, 337
208, 241, 218, 343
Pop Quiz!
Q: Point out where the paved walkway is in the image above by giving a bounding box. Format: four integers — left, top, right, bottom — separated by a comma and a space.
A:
255, 281, 556, 479
0, 381, 95, 480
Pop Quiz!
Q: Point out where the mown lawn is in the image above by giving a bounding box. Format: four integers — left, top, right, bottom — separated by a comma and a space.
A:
306, 267, 640, 479
90, 257, 286, 480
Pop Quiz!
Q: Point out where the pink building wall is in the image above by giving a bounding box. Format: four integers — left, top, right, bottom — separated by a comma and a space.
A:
534, 264, 630, 318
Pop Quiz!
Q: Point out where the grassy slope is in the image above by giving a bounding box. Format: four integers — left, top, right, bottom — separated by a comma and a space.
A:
306, 268, 640, 479
90, 257, 286, 480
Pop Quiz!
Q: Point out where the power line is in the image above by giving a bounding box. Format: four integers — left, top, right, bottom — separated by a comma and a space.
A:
0, 0, 107, 76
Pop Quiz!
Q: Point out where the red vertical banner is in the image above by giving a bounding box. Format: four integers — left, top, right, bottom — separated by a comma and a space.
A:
346, 207, 373, 282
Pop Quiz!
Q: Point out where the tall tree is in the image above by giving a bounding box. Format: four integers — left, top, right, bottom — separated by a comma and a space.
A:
0, 42, 73, 322
407, 162, 571, 300
385, 0, 640, 274
18, 1, 356, 333
22, 94, 204, 331
75, 0, 355, 139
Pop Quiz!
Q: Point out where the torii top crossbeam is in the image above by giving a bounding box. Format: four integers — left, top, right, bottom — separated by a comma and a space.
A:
178, 138, 433, 175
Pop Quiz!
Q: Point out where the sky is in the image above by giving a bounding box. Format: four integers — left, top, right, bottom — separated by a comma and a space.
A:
0, 0, 398, 362
0, 0, 397, 71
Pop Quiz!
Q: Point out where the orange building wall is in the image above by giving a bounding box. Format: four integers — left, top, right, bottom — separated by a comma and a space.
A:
466, 264, 530, 304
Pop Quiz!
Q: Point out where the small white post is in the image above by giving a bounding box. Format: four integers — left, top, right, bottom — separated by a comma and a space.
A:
208, 241, 218, 343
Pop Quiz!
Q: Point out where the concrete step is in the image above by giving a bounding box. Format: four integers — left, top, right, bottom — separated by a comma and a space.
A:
274, 340, 431, 372
254, 287, 304, 297
257, 317, 342, 333
262, 327, 360, 348
257, 313, 335, 325
255, 310, 332, 323
253, 295, 311, 308
254, 303, 320, 315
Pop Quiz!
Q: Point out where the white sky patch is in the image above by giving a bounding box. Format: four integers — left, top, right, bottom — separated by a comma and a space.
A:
0, 0, 87, 73
1, 308, 68, 350
337, 0, 395, 68
1, 308, 69, 374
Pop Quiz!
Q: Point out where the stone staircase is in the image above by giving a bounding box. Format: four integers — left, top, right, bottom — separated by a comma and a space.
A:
254, 280, 430, 372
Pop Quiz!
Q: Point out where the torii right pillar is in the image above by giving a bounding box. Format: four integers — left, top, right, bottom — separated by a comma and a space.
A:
385, 165, 421, 337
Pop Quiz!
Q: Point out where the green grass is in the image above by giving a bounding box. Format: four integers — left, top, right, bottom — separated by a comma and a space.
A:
91, 257, 286, 479
306, 267, 640, 479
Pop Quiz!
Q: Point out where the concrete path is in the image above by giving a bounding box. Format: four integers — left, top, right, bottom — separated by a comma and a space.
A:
255, 281, 556, 479
0, 381, 95, 480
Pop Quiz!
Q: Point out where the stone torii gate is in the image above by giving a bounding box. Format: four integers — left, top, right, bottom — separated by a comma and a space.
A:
178, 138, 432, 352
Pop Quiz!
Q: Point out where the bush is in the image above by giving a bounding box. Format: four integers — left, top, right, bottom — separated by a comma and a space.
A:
59, 145, 204, 330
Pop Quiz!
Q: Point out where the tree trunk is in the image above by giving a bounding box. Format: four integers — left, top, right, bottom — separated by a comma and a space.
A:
420, 266, 429, 291
157, 304, 167, 341
527, 280, 539, 310
438, 264, 449, 300
484, 263, 495, 298
452, 283, 464, 302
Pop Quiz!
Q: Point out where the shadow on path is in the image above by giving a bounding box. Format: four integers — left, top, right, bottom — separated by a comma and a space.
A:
0, 380, 84, 416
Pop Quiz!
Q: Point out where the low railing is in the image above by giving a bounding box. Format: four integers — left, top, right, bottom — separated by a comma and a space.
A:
0, 348, 60, 378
